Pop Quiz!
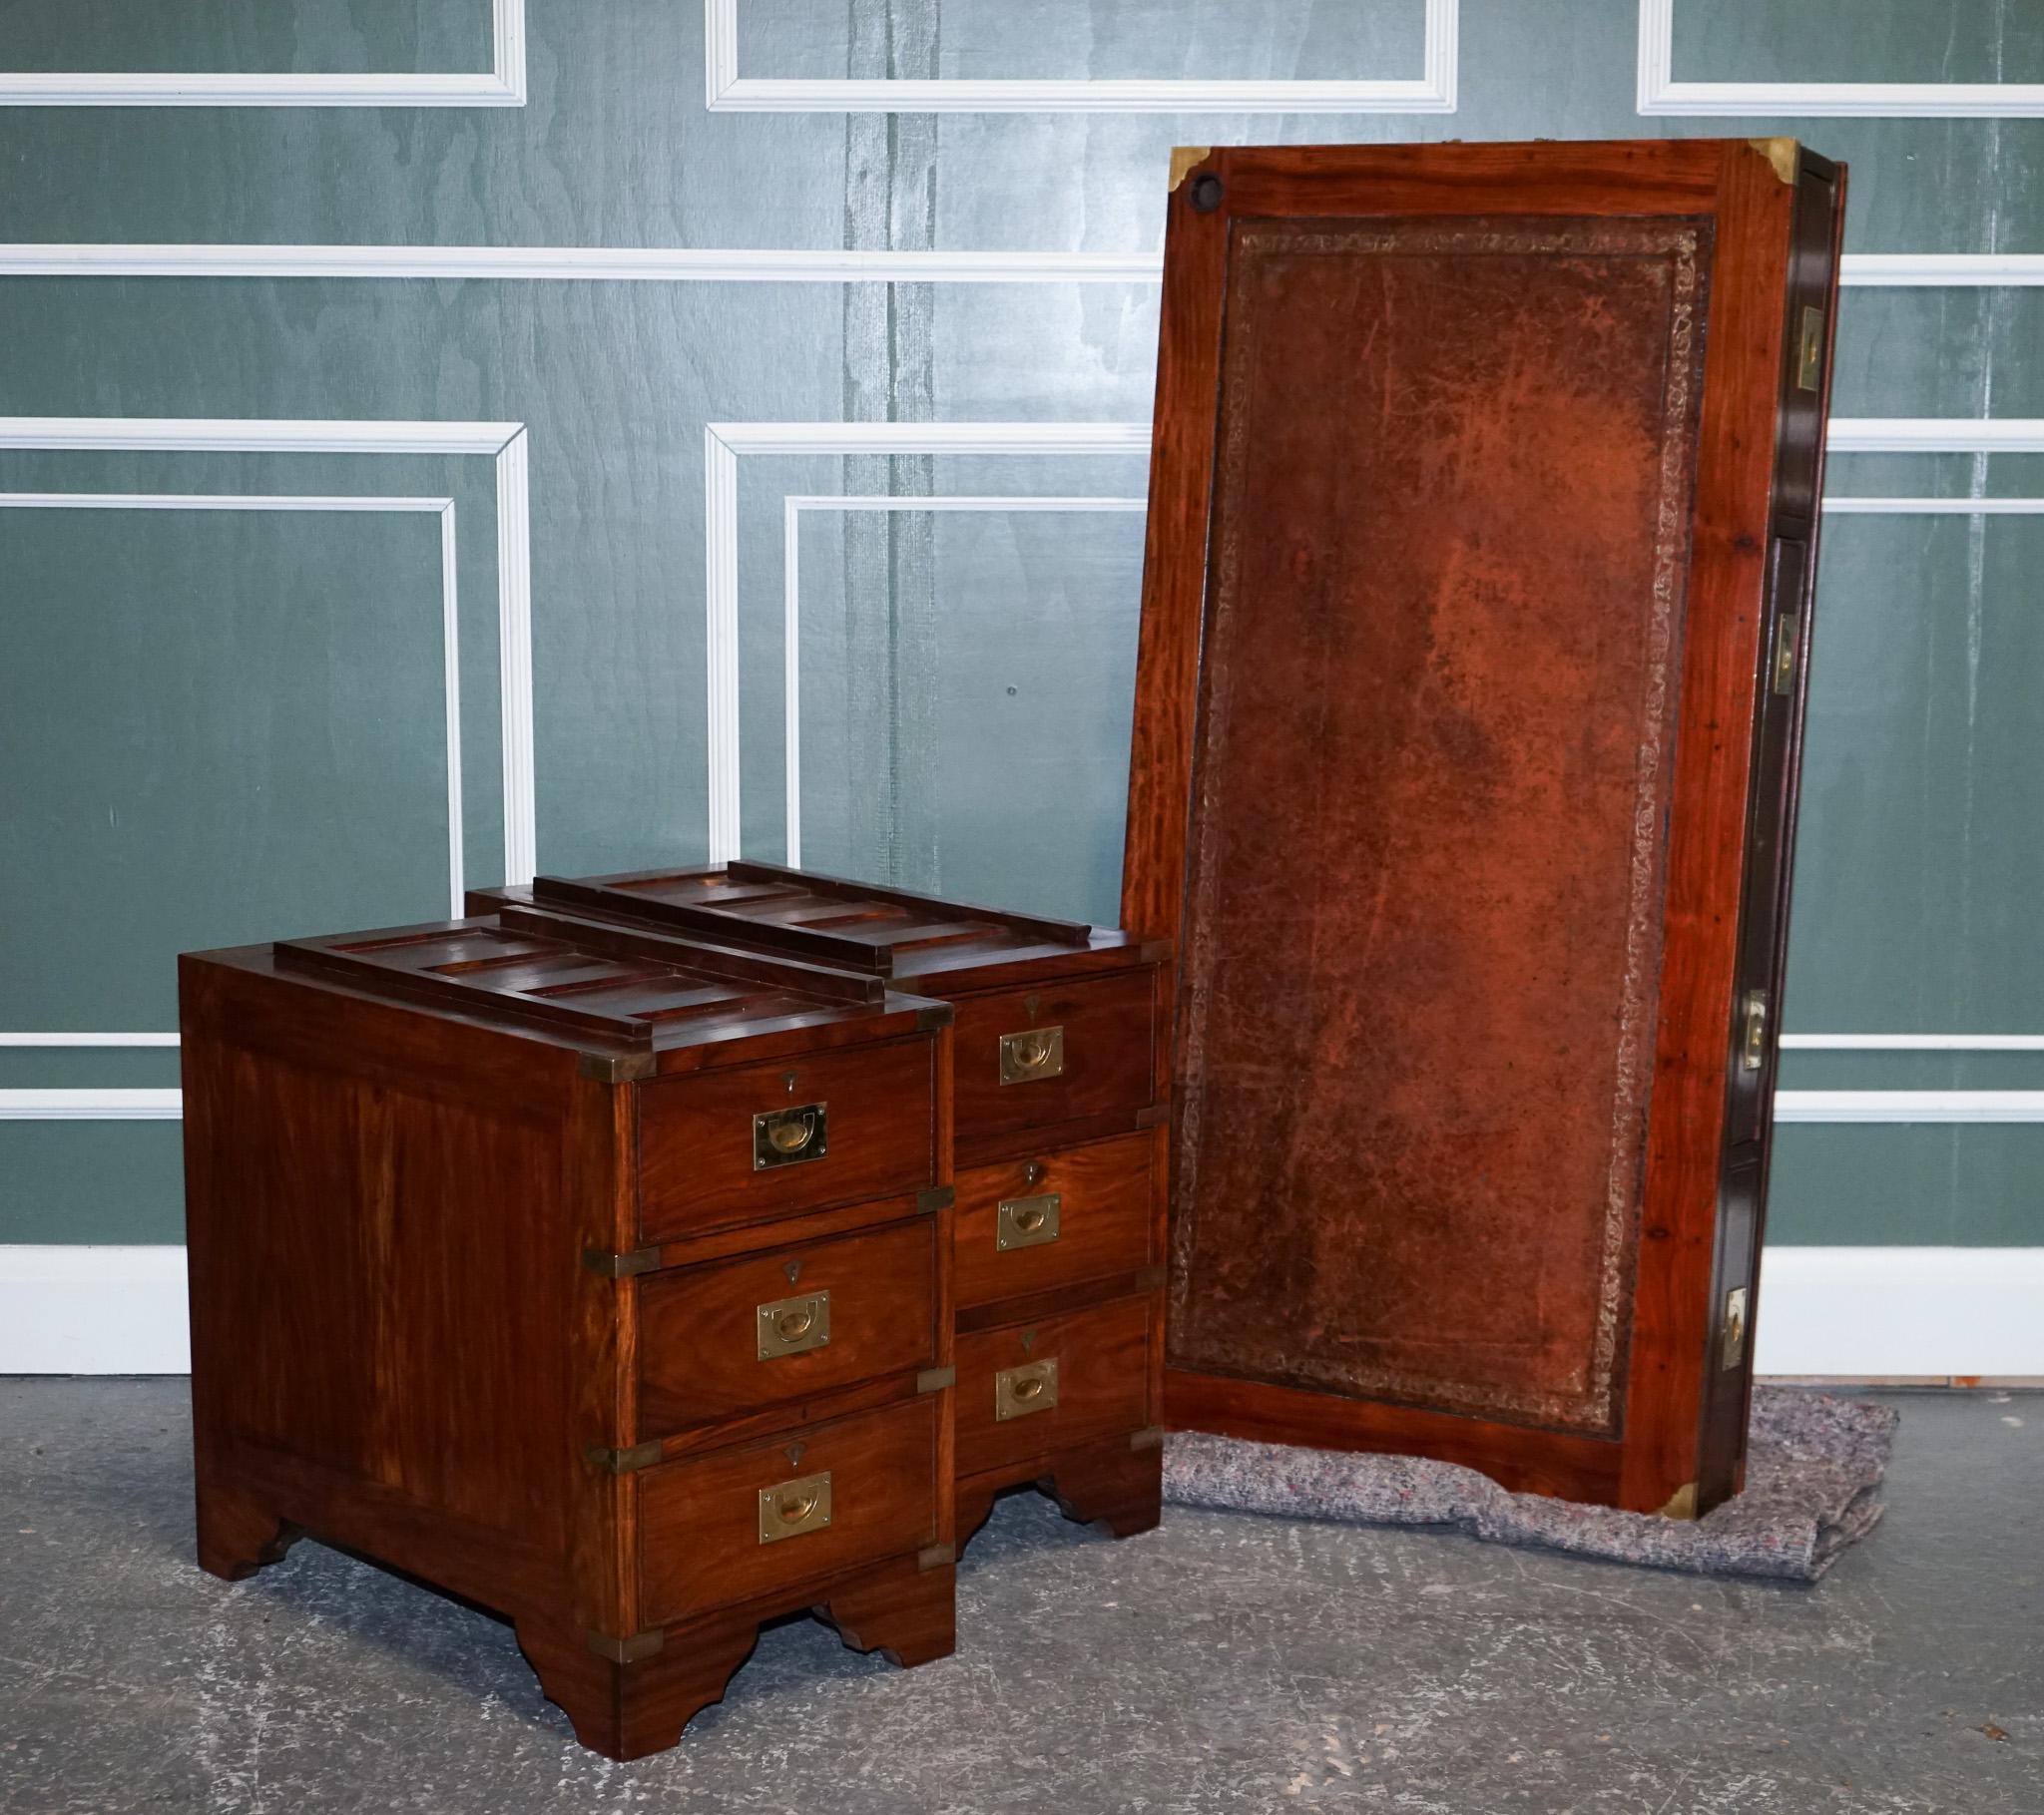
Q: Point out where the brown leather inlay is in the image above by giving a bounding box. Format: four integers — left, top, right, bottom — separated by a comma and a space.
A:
1169, 216, 1713, 1436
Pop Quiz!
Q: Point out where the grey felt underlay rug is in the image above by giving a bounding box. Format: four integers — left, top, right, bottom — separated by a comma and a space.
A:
1162, 1388, 1896, 1582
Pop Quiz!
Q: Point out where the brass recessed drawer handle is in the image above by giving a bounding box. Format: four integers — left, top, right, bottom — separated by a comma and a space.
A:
758, 1470, 832, 1543
757, 1289, 831, 1359
998, 1026, 1065, 1085
996, 1190, 1062, 1251
994, 1357, 1060, 1421
755, 1102, 828, 1169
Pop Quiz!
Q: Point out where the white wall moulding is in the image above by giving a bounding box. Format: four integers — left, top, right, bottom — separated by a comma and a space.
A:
0, 1091, 183, 1121
1, 246, 2035, 286
778, 494, 1147, 867
1783, 1035, 2044, 1051
0, 1034, 182, 1048
0, 419, 538, 1125
1637, 0, 2044, 118
0, 0, 524, 108
704, 0, 1457, 114
1775, 1093, 2044, 1126
0, 1247, 191, 1373
8, 1241, 2035, 1379
703, 421, 1152, 862
0, 491, 467, 917
1754, 1248, 2044, 1378
1827, 420, 2044, 455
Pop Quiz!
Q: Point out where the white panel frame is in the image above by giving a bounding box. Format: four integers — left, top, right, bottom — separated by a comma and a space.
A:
0, 418, 537, 1123
0, 0, 525, 107
1638, 0, 2044, 118
705, 0, 1457, 114
778, 493, 1147, 867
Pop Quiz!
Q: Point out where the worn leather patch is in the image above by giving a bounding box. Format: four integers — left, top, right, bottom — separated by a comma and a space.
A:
1169, 215, 1713, 1437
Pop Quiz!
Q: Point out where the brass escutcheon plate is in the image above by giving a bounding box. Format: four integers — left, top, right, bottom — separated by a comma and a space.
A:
996, 1190, 1062, 1252
754, 1102, 828, 1169
998, 1026, 1065, 1085
758, 1470, 833, 1543
994, 1357, 1060, 1421
757, 1289, 831, 1359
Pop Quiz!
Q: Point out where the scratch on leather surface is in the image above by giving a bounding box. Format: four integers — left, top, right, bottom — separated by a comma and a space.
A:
1171, 216, 1714, 1436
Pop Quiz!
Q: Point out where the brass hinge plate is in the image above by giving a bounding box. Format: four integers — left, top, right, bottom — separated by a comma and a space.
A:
1129, 1426, 1167, 1453
582, 1245, 660, 1279
586, 1440, 663, 1475
585, 1626, 665, 1664
1772, 611, 1800, 695
1741, 990, 1770, 1072
916, 1543, 956, 1572
1796, 304, 1825, 392
916, 1364, 957, 1395
1722, 1285, 1751, 1371
915, 1001, 955, 1031
917, 1184, 955, 1215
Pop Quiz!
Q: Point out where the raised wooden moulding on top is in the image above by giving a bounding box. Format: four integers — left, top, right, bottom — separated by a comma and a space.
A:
1123, 140, 1845, 1516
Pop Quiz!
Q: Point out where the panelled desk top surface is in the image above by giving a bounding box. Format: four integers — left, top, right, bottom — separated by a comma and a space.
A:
475, 862, 1173, 1548
180, 903, 961, 1761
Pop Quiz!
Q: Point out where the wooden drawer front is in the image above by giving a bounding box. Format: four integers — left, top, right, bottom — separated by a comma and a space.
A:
637, 1037, 935, 1241
951, 969, 1155, 1150
636, 1218, 940, 1433
637, 1395, 939, 1628
954, 1133, 1155, 1313
956, 1296, 1153, 1480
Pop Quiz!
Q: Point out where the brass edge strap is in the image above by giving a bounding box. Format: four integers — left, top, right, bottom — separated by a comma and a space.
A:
577, 1050, 659, 1084
916, 1365, 957, 1394
586, 1440, 663, 1475
1129, 1427, 1166, 1453
1134, 1263, 1167, 1292
1134, 1103, 1170, 1129
582, 1245, 661, 1278
585, 1627, 665, 1664
914, 1002, 955, 1031
917, 1184, 955, 1214
917, 1543, 957, 1572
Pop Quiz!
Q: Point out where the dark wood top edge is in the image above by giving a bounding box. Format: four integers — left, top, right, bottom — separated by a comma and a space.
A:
195, 913, 929, 1065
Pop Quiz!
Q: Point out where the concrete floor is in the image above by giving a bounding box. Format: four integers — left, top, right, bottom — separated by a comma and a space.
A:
0, 1383, 2035, 1813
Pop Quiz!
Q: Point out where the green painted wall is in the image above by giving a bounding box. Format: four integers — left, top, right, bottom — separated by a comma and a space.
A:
1, 0, 2038, 1247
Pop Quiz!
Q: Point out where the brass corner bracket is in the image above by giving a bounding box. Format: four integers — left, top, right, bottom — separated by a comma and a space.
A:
1748, 137, 1798, 186
585, 1440, 663, 1475
577, 1050, 659, 1084
585, 1627, 665, 1664
582, 1245, 660, 1279
1169, 146, 1213, 192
